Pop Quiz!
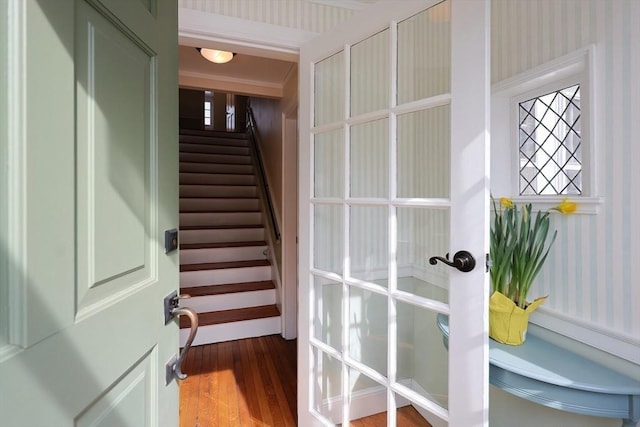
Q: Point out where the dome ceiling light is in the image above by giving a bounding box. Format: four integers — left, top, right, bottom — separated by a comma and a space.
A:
197, 48, 236, 64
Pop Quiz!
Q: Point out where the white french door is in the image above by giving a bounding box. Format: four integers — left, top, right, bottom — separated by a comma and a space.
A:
298, 1, 490, 426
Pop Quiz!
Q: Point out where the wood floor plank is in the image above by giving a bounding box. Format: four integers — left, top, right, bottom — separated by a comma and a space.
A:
181, 346, 203, 427
219, 341, 238, 427
265, 335, 297, 421
256, 337, 293, 427
238, 339, 263, 427
232, 340, 254, 427
198, 344, 213, 427
179, 336, 431, 427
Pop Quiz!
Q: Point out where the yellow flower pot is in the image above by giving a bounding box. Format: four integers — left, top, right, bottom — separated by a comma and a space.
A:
489, 291, 547, 345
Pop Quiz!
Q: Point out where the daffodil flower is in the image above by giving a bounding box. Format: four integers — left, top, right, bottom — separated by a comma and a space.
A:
500, 197, 514, 209
552, 197, 577, 214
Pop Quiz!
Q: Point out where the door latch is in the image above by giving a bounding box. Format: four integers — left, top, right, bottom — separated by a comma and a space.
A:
164, 291, 199, 383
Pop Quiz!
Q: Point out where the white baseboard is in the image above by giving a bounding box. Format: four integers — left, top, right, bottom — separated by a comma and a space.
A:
317, 378, 448, 426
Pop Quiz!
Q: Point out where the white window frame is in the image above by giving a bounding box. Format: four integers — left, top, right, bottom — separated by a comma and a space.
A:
491, 45, 602, 214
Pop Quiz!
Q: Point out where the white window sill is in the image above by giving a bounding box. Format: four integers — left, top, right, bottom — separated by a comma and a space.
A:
497, 196, 604, 215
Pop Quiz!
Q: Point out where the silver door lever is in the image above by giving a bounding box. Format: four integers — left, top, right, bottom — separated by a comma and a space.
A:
164, 291, 199, 382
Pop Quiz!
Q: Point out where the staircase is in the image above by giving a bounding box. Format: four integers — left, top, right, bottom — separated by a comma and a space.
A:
178, 130, 281, 346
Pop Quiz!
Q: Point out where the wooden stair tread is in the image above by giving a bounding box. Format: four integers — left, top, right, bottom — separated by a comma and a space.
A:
180, 129, 247, 139
180, 259, 270, 272
181, 281, 275, 297
179, 171, 254, 176
180, 161, 250, 166
180, 305, 280, 328
179, 196, 259, 200
179, 210, 261, 215
179, 183, 256, 187
180, 209, 259, 213
180, 224, 262, 231
180, 241, 266, 250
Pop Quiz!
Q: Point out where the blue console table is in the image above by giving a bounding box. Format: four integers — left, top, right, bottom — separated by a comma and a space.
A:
436, 314, 640, 426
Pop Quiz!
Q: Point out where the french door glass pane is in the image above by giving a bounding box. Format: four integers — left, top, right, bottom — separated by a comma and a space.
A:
350, 206, 388, 283
315, 129, 344, 198
315, 51, 345, 126
397, 1, 451, 105
397, 107, 450, 198
350, 119, 389, 198
396, 300, 449, 410
351, 29, 390, 116
314, 204, 344, 274
313, 276, 343, 351
397, 207, 449, 301
348, 287, 388, 376
312, 347, 343, 424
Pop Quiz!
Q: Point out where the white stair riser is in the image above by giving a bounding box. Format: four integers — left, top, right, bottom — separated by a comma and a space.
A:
181, 289, 275, 313
180, 152, 251, 165
179, 135, 248, 146
180, 265, 271, 287
180, 185, 257, 198
181, 316, 281, 346
179, 162, 253, 174
180, 212, 262, 227
180, 143, 248, 156
180, 228, 264, 244
180, 198, 259, 212
180, 246, 267, 264
179, 173, 255, 186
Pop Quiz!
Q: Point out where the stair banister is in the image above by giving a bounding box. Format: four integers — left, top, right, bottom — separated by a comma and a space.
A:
246, 104, 281, 242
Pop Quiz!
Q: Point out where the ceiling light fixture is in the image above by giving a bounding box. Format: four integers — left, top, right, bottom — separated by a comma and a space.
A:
197, 48, 235, 64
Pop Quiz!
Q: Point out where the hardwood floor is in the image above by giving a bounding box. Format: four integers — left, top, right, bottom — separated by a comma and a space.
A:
179, 335, 431, 427
180, 335, 297, 427
346, 407, 432, 427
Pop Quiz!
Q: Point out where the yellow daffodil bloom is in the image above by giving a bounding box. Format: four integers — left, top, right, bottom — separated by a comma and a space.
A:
500, 197, 514, 209
552, 197, 577, 214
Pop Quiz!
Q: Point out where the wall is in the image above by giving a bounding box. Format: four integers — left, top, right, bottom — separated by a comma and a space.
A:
491, 0, 640, 345
249, 97, 283, 226
489, 1, 639, 425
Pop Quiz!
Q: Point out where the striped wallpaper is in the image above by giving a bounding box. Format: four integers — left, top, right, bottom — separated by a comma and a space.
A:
492, 0, 640, 339
178, 0, 354, 34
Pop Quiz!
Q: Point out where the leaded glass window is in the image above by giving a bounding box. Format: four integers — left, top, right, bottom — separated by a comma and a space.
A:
518, 84, 582, 195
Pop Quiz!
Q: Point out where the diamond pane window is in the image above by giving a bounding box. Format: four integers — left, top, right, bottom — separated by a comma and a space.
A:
518, 84, 582, 195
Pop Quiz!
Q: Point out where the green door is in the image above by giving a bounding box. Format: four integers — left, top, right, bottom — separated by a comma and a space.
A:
0, 0, 179, 425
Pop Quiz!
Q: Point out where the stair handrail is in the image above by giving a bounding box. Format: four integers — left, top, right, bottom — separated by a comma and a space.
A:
246, 104, 281, 242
